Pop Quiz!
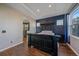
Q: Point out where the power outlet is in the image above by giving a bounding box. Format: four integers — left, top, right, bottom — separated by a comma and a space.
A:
10, 41, 13, 43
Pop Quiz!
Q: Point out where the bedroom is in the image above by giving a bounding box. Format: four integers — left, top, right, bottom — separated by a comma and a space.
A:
0, 3, 79, 56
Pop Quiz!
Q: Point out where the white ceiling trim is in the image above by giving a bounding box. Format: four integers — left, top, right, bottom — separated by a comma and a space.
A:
21, 4, 37, 18
24, 3, 75, 19
6, 3, 76, 20
6, 3, 36, 19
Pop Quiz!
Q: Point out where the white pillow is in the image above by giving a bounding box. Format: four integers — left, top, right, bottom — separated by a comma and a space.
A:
39, 31, 54, 35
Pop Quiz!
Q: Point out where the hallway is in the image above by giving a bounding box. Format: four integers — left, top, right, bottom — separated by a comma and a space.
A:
0, 38, 76, 56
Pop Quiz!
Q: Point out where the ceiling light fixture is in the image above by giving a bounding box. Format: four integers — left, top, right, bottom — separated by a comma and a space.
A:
49, 4, 52, 8
37, 9, 40, 12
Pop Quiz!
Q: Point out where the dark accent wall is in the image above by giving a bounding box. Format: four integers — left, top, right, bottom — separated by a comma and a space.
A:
36, 14, 67, 43
36, 14, 65, 34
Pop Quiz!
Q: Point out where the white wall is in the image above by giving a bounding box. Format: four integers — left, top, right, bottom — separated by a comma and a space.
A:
28, 19, 36, 33
23, 17, 36, 33
70, 36, 79, 55
0, 4, 36, 52
0, 4, 23, 51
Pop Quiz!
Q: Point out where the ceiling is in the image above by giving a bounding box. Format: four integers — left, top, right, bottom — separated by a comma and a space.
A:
25, 3, 74, 19
6, 3, 75, 20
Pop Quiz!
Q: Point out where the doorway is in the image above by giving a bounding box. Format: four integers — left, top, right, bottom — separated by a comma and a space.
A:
23, 22, 29, 38
23, 22, 30, 45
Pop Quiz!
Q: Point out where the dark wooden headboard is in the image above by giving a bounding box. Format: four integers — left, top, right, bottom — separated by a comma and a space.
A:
41, 23, 54, 31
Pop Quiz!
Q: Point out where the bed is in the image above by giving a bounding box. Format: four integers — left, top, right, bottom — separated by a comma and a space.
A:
28, 31, 60, 56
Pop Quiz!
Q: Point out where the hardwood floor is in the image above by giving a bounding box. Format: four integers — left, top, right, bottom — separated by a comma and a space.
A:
0, 38, 76, 56
58, 43, 76, 56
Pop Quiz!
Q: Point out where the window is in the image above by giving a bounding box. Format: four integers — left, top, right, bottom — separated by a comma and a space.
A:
56, 19, 63, 25
37, 23, 40, 27
70, 6, 79, 37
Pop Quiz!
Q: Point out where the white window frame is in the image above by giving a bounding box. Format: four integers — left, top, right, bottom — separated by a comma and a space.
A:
69, 6, 79, 39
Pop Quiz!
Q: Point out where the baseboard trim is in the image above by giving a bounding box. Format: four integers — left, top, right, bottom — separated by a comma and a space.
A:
0, 42, 23, 52
66, 43, 79, 56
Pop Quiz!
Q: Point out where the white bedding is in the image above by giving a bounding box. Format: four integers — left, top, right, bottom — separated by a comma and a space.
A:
38, 31, 55, 35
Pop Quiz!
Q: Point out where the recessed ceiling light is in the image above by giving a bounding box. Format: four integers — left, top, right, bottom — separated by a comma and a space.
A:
37, 9, 40, 12
49, 4, 52, 8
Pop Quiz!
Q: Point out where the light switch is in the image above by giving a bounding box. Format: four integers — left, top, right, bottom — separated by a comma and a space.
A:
2, 30, 6, 33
